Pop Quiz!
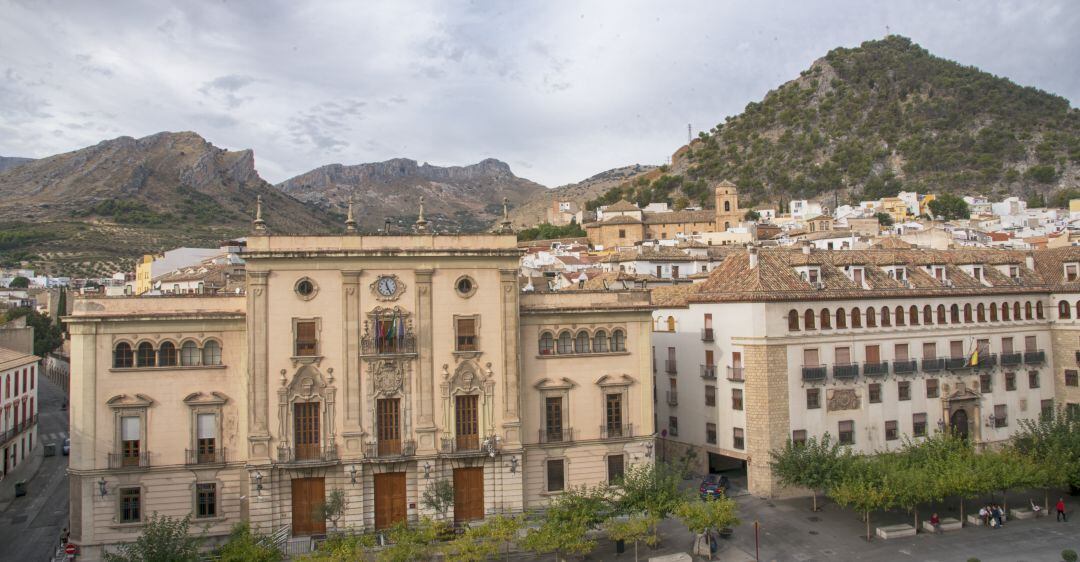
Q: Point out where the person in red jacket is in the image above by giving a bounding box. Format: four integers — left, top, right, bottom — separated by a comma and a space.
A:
1057, 497, 1068, 522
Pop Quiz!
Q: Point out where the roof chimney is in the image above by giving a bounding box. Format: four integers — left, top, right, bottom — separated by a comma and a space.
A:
801, 240, 812, 255
748, 244, 759, 268
1025, 253, 1035, 271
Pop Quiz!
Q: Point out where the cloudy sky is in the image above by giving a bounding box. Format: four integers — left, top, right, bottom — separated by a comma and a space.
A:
1, 1, 1076, 187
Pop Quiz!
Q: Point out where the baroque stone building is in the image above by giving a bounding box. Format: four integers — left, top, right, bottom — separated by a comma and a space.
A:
66, 230, 655, 559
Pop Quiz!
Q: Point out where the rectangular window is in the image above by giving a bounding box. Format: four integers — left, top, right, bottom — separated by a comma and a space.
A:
295, 320, 317, 356
546, 459, 565, 492
885, 420, 898, 441
732, 427, 744, 450
869, 383, 881, 403
806, 388, 820, 410
1029, 371, 1040, 389
835, 346, 851, 365
994, 404, 1007, 428
618, 229, 626, 239
1025, 335, 1037, 352
923, 342, 937, 359
1067, 370, 1079, 387
792, 430, 807, 445
544, 397, 564, 442
838, 420, 854, 445
1041, 399, 1054, 419
913, 413, 927, 437
731, 389, 743, 411
706, 423, 717, 444
197, 413, 217, 463
979, 374, 992, 393
456, 318, 478, 351
120, 488, 141, 523
894, 343, 908, 361
455, 395, 480, 451
926, 378, 939, 398
705, 385, 716, 407
853, 268, 864, 286
1001, 337, 1014, 354
1067, 263, 1079, 282
196, 483, 217, 518
121, 416, 141, 466
803, 348, 820, 366
668, 416, 679, 437
672, 266, 680, 279
950, 340, 964, 358
898, 381, 910, 401
607, 455, 625, 483
605, 393, 623, 437
376, 398, 401, 455
865, 345, 880, 364
1005, 371, 1017, 390
705, 349, 715, 366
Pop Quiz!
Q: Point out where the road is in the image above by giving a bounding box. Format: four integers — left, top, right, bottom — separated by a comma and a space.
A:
0, 375, 69, 562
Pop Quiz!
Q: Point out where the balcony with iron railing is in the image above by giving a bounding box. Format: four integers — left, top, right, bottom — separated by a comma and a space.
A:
700, 364, 717, 379
893, 359, 917, 375
727, 366, 745, 382
0, 414, 37, 446
701, 328, 714, 342
601, 423, 634, 439
366, 439, 417, 460
360, 335, 418, 357
439, 434, 486, 456
922, 358, 945, 372
108, 451, 150, 469
945, 356, 971, 370
1001, 352, 1022, 367
862, 361, 889, 377
277, 444, 338, 464
975, 353, 997, 368
185, 448, 226, 466
1024, 350, 1046, 365
666, 390, 679, 406
833, 363, 859, 380
665, 360, 678, 374
801, 364, 827, 382
538, 428, 573, 444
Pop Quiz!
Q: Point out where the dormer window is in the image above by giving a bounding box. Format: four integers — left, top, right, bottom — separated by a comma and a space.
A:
886, 266, 907, 282
1010, 266, 1020, 280
971, 266, 984, 282
848, 267, 865, 286
930, 266, 946, 282
1066, 263, 1079, 282
797, 267, 821, 284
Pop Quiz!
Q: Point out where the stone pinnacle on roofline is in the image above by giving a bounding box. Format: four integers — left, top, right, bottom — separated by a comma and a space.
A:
345, 194, 357, 233
253, 194, 267, 233
414, 196, 430, 234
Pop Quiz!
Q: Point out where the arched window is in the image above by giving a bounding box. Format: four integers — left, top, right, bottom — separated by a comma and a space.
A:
909, 305, 919, 326
950, 304, 961, 324
963, 304, 973, 323
1025, 301, 1033, 320
937, 304, 947, 324
1013, 302, 1021, 320
788, 310, 800, 331
574, 331, 591, 354
895, 305, 906, 326
159, 342, 178, 367
724, 201, 731, 212
136, 342, 155, 368
202, 340, 222, 366
923, 305, 933, 325
539, 332, 554, 355
989, 303, 998, 322
850, 307, 862, 328
611, 329, 626, 352
180, 341, 200, 366
880, 306, 891, 327
1060, 301, 1072, 319
835, 308, 847, 329
820, 309, 831, 329
593, 330, 609, 353
866, 307, 877, 327
1036, 301, 1044, 319
666, 316, 676, 332
113, 342, 133, 368
1002, 302, 1011, 321
804, 309, 816, 330
977, 303, 986, 322
557, 331, 573, 354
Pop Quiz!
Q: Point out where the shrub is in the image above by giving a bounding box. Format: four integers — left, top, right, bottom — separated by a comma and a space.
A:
1063, 549, 1078, 562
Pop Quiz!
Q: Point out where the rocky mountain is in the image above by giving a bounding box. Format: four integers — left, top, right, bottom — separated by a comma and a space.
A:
278, 158, 546, 232
0, 132, 335, 275
589, 36, 1079, 211
0, 156, 33, 173
508, 164, 657, 226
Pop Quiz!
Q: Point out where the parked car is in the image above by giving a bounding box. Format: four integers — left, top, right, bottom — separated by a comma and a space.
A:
699, 473, 730, 499
62, 438, 70, 456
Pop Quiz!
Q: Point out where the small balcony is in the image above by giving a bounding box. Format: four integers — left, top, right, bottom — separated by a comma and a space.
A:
601, 424, 634, 439
538, 428, 572, 444
277, 444, 338, 464
833, 363, 859, 380
945, 356, 970, 370
975, 353, 997, 368
361, 335, 417, 357
893, 359, 917, 375
666, 390, 679, 406
862, 361, 889, 377
108, 451, 150, 469
0, 414, 37, 445
802, 365, 827, 382
1000, 352, 1022, 367
665, 360, 678, 374
922, 358, 945, 372
700, 364, 717, 379
727, 366, 745, 382
439, 435, 486, 456
701, 328, 714, 342
1024, 350, 1045, 365
367, 439, 417, 459
185, 448, 226, 466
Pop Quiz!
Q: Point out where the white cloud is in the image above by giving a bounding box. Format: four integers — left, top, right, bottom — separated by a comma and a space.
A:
0, 0, 1075, 187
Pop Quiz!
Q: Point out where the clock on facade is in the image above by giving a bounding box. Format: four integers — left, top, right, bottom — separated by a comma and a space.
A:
371, 275, 404, 301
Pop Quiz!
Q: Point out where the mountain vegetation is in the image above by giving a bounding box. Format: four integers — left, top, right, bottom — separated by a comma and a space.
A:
588, 36, 1079, 211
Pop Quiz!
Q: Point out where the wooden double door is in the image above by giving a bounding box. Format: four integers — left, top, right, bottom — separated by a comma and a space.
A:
453, 467, 484, 523
374, 472, 408, 529
291, 477, 326, 536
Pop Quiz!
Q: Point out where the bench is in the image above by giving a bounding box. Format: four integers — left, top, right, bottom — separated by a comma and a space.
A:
876, 524, 917, 539
921, 517, 962, 533
966, 514, 983, 526
1009, 508, 1037, 520
648, 554, 693, 562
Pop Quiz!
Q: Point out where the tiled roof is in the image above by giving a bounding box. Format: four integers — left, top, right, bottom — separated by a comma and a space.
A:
585, 215, 642, 227
604, 200, 641, 212
601, 247, 700, 263
651, 284, 697, 307
643, 210, 716, 225
1033, 247, 1080, 289
871, 237, 914, 249
0, 346, 38, 371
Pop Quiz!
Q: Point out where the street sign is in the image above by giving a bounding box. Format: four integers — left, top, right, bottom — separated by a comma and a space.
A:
65, 543, 77, 555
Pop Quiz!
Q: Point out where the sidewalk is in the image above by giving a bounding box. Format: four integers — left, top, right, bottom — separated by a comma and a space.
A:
0, 433, 45, 513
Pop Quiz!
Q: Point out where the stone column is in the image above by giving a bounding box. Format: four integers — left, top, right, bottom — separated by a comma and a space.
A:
341, 271, 363, 438
499, 268, 522, 446
68, 321, 98, 472
415, 269, 437, 453
247, 270, 272, 460
742, 342, 790, 497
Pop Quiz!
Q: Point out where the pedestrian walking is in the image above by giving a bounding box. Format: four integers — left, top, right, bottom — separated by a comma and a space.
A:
1057, 497, 1068, 522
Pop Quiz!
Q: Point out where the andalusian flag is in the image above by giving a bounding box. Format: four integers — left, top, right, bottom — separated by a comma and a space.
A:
967, 337, 980, 367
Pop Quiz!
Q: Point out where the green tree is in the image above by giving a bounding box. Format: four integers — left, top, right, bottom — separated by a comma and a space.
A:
8, 276, 29, 288
516, 222, 586, 242
316, 488, 349, 532
603, 514, 659, 562
874, 212, 894, 227
4, 307, 63, 356
104, 513, 202, 562
214, 522, 282, 562
927, 194, 970, 220
770, 433, 849, 511
441, 523, 499, 562
469, 514, 524, 562
304, 531, 376, 561
520, 517, 594, 562
744, 209, 761, 221
614, 463, 687, 543
829, 458, 897, 542
420, 479, 455, 522
378, 519, 442, 562
674, 495, 740, 534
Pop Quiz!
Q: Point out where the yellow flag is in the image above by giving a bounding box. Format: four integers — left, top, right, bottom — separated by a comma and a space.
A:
969, 347, 979, 367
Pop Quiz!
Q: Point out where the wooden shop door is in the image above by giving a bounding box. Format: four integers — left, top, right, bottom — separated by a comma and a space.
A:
291, 477, 326, 536
453, 467, 484, 523
374, 472, 407, 529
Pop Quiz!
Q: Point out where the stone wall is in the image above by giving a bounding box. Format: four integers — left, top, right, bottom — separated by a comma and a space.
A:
742, 343, 790, 497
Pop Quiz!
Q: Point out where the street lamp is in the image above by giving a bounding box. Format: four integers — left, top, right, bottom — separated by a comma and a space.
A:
349, 464, 358, 485
253, 470, 264, 495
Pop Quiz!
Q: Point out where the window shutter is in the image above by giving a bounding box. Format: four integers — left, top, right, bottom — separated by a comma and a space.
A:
122, 416, 141, 441
197, 414, 216, 439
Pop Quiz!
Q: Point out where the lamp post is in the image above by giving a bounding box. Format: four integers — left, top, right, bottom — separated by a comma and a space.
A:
253, 470, 264, 495
349, 464, 358, 485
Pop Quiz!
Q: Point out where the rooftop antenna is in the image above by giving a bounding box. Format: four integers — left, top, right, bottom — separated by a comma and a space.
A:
252, 195, 266, 233
345, 194, 357, 233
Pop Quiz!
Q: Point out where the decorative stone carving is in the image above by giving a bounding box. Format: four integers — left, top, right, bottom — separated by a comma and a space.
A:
826, 388, 860, 411
372, 360, 405, 395
369, 274, 406, 301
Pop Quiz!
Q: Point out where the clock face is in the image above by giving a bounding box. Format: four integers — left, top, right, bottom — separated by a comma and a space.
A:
377, 276, 397, 296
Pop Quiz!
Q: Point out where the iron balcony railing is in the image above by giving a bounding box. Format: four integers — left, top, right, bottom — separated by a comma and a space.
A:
975, 353, 997, 368
700, 364, 717, 379
366, 439, 417, 459
665, 360, 678, 374
727, 366, 745, 382
863, 361, 889, 377
538, 428, 572, 444
701, 328, 714, 342
277, 445, 338, 464
360, 335, 417, 356
945, 356, 971, 370
1001, 352, 1022, 367
802, 365, 827, 381
833, 363, 859, 380
185, 448, 226, 465
893, 359, 917, 375
601, 424, 634, 439
1024, 350, 1046, 365
0, 414, 37, 446
922, 358, 945, 372
108, 451, 150, 469
666, 390, 679, 406
439, 435, 483, 454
